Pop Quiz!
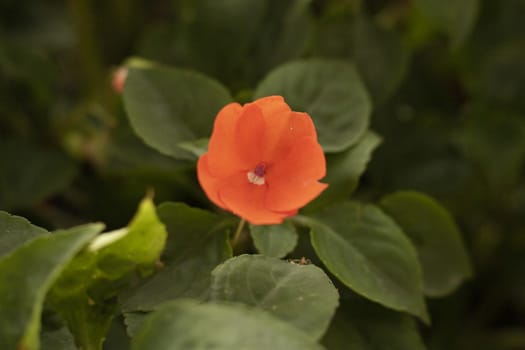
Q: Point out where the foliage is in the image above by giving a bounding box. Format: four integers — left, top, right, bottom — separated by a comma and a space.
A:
1, 0, 524, 349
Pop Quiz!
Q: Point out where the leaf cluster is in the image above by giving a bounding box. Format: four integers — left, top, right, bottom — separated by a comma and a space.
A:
1, 0, 524, 349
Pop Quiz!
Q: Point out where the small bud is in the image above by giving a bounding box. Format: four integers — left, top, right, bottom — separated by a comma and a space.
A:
112, 66, 128, 94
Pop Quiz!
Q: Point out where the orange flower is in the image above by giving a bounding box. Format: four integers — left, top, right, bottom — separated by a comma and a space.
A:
197, 96, 328, 225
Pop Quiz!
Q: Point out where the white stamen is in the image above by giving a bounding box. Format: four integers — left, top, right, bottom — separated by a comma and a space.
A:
88, 228, 128, 251
247, 171, 265, 185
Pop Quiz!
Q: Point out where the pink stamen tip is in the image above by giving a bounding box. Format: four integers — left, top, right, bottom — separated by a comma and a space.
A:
254, 163, 267, 177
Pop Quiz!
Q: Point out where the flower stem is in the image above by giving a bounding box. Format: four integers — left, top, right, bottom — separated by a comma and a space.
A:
231, 218, 246, 247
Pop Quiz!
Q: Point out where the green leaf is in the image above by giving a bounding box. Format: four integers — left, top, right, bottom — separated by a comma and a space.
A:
48, 197, 167, 350
103, 317, 131, 350
131, 300, 325, 350
0, 211, 48, 260
210, 255, 339, 340
120, 202, 232, 313
156, 202, 232, 264
0, 223, 103, 350
254, 59, 371, 152
250, 221, 298, 258
94, 197, 167, 277
298, 202, 429, 323
414, 0, 479, 49
123, 312, 148, 338
0, 138, 77, 210
380, 191, 472, 297
103, 125, 185, 174
322, 298, 426, 350
176, 138, 209, 159
123, 62, 232, 160
306, 131, 381, 211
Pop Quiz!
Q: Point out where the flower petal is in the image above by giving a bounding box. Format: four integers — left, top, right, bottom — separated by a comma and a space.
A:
269, 111, 319, 163
234, 103, 266, 166
219, 175, 287, 225
265, 137, 328, 212
253, 96, 291, 116
266, 181, 328, 212
197, 154, 227, 209
207, 102, 244, 177
198, 96, 326, 220
272, 136, 326, 179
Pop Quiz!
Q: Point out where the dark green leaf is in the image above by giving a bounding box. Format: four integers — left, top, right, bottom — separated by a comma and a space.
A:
41, 327, 76, 350
0, 211, 48, 260
131, 300, 325, 350
298, 202, 429, 322
120, 202, 232, 313
123, 312, 148, 338
254, 59, 371, 152
103, 316, 131, 350
210, 255, 339, 340
176, 138, 209, 159
322, 298, 426, 350
123, 62, 232, 159
103, 125, 185, 174
250, 221, 298, 258
0, 223, 102, 350
156, 202, 232, 263
0, 138, 76, 210
306, 131, 381, 211
380, 191, 472, 297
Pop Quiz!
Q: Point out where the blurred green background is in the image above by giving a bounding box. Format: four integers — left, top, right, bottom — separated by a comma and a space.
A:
1, 0, 524, 349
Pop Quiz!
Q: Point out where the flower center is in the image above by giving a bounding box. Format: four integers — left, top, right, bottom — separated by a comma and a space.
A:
247, 162, 267, 186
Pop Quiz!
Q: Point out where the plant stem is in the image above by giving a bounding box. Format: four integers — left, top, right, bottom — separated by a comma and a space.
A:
231, 218, 246, 247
